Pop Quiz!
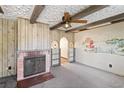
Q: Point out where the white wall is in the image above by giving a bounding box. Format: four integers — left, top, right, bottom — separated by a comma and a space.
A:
75, 22, 124, 76
60, 37, 68, 58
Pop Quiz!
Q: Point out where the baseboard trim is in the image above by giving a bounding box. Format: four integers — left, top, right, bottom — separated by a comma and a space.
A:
75, 61, 124, 77
0, 75, 16, 80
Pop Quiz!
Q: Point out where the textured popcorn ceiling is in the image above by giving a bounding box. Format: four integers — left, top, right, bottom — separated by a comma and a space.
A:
59, 5, 124, 30
0, 5, 34, 19
37, 5, 90, 26
0, 5, 124, 31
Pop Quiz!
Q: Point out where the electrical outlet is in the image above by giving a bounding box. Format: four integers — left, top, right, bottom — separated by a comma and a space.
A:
109, 64, 112, 68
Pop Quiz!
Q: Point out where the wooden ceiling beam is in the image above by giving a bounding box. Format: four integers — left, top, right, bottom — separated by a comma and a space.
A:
71, 5, 109, 19
66, 13, 124, 32
50, 5, 109, 30
0, 6, 4, 14
30, 5, 45, 24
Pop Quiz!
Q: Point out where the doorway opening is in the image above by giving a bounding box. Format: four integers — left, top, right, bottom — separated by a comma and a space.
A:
60, 37, 68, 65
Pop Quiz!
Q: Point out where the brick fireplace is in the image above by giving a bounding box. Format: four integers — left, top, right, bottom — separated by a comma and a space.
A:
17, 50, 54, 87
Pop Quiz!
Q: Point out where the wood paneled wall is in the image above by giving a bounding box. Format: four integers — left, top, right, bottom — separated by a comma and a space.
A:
18, 18, 50, 51
0, 18, 17, 77
0, 18, 73, 77
0, 18, 50, 78
50, 30, 74, 48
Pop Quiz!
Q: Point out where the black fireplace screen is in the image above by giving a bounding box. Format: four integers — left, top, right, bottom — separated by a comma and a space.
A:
24, 55, 46, 77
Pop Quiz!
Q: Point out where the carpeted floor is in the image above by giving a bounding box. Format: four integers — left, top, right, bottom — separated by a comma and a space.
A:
31, 63, 124, 88
0, 75, 16, 88
1, 62, 124, 88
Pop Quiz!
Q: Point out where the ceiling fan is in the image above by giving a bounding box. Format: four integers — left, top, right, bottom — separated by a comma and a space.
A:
62, 12, 87, 29
0, 6, 4, 14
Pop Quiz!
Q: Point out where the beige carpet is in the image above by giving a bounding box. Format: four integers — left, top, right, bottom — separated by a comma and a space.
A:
31, 63, 124, 88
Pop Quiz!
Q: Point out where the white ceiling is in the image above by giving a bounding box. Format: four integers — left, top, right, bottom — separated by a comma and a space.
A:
60, 5, 124, 30
0, 5, 34, 19
37, 5, 90, 26
0, 5, 124, 31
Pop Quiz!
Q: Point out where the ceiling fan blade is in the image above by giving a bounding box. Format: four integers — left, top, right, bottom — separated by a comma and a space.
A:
0, 6, 4, 14
70, 19, 87, 23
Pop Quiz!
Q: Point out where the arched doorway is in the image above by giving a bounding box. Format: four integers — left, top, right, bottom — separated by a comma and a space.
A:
60, 37, 68, 64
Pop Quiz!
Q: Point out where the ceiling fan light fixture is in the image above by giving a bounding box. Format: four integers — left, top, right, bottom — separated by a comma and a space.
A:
64, 22, 71, 29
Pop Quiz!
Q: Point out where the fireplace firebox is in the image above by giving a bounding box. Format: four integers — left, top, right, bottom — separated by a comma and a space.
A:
24, 55, 46, 77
